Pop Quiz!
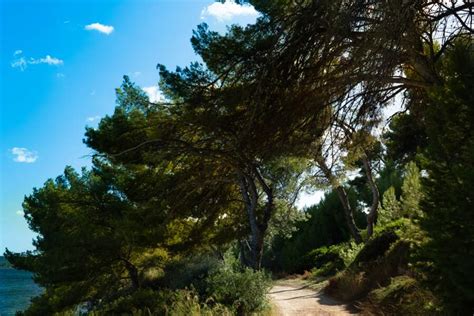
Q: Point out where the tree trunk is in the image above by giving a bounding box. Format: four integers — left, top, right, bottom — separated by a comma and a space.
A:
122, 258, 140, 289
237, 169, 273, 270
334, 186, 363, 244
249, 229, 265, 270
317, 156, 363, 244
239, 239, 251, 267
332, 119, 381, 241
361, 156, 380, 238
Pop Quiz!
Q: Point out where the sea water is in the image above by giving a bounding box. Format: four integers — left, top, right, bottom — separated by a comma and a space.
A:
0, 258, 42, 316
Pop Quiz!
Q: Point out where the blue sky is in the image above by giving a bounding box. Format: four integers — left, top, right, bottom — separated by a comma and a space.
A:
0, 0, 263, 252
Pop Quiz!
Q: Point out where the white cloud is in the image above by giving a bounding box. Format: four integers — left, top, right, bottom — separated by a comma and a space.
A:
86, 115, 100, 122
11, 147, 38, 163
85, 22, 114, 35
201, 0, 259, 22
16, 210, 25, 217
11, 57, 27, 71
11, 51, 64, 71
142, 86, 164, 103
29, 55, 64, 65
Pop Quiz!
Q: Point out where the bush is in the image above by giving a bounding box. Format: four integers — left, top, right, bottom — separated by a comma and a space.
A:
340, 243, 360, 264
206, 264, 271, 314
97, 251, 271, 315
324, 232, 410, 301
92, 287, 234, 315
160, 254, 221, 293
349, 230, 399, 268
359, 276, 442, 315
306, 246, 345, 277
310, 242, 364, 278
96, 288, 169, 314
166, 289, 232, 316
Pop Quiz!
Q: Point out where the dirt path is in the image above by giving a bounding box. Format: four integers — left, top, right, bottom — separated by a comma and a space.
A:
268, 280, 358, 316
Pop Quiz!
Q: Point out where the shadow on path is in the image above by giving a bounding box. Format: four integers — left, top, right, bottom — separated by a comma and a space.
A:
268, 280, 359, 315
269, 285, 309, 294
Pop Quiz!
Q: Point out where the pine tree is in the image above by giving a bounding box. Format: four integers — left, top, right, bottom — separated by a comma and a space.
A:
379, 186, 401, 225
421, 40, 474, 312
400, 162, 423, 218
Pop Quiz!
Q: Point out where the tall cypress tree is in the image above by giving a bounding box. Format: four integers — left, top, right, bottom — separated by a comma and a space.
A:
421, 40, 474, 312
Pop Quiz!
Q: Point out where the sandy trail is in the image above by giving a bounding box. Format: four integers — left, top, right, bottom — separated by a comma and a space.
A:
268, 280, 358, 316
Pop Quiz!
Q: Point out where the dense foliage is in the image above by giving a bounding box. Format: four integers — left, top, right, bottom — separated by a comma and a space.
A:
265, 189, 366, 273
421, 41, 474, 311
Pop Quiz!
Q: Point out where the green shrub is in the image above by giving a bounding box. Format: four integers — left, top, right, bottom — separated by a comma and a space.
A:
97, 251, 270, 315
92, 287, 234, 316
160, 254, 221, 293
325, 234, 411, 301
349, 230, 399, 268
97, 288, 168, 314
300, 240, 364, 278
306, 246, 345, 277
359, 276, 442, 315
206, 265, 271, 314
166, 289, 232, 316
330, 242, 364, 267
